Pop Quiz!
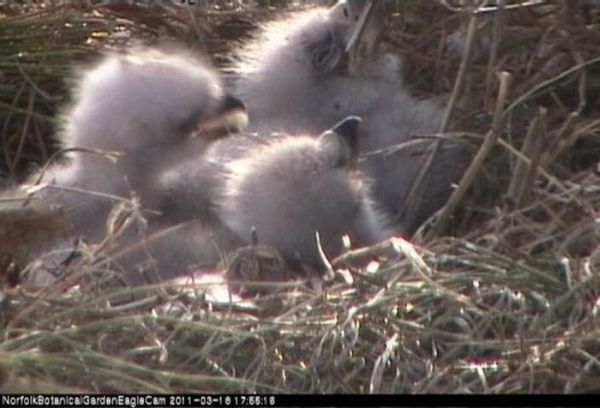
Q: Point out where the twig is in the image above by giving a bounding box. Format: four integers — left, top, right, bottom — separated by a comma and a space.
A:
427, 71, 512, 239
331, 238, 409, 266
485, 0, 505, 106
1, 81, 26, 180
507, 106, 547, 207
21, 146, 123, 207
396, 5, 479, 226
11, 87, 37, 175
539, 112, 579, 169
504, 55, 600, 115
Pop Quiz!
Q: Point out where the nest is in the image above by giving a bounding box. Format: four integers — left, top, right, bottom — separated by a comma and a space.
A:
0, 0, 598, 394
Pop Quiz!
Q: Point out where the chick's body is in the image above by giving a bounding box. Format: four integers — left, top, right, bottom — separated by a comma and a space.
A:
8, 49, 241, 285
233, 1, 469, 234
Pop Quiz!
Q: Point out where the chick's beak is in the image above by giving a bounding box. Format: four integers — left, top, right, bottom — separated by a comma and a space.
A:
197, 95, 249, 140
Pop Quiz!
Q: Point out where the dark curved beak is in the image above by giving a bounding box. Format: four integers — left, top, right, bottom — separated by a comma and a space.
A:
332, 115, 362, 167
197, 95, 248, 140
219, 95, 247, 115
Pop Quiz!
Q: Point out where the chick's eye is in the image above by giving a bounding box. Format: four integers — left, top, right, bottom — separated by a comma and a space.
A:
343, 7, 349, 18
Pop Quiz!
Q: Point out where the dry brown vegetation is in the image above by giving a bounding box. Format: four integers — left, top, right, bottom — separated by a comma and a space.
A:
0, 0, 598, 394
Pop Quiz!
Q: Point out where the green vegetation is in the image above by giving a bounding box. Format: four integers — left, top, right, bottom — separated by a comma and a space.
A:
0, 0, 598, 394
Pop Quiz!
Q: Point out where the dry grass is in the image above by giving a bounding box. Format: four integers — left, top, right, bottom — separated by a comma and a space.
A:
0, 0, 598, 394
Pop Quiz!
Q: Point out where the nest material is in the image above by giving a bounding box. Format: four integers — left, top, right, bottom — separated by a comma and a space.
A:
0, 0, 598, 394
